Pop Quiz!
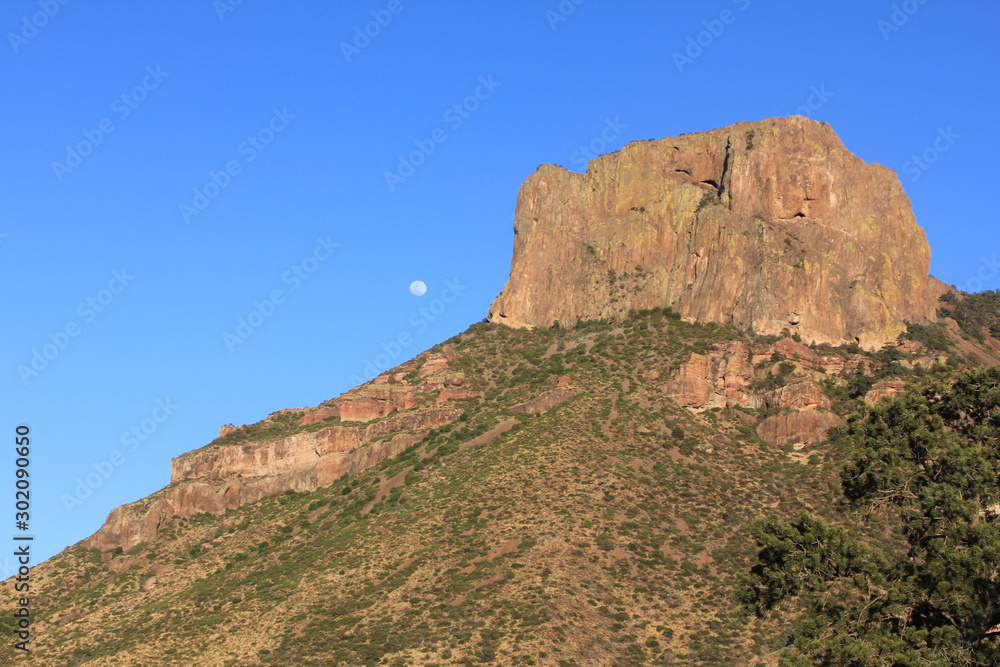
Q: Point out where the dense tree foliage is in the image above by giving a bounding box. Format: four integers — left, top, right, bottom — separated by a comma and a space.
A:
940, 290, 1000, 343
738, 366, 1000, 666
902, 321, 953, 353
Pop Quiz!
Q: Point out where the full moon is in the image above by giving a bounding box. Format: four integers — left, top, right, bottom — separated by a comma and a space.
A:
409, 280, 427, 296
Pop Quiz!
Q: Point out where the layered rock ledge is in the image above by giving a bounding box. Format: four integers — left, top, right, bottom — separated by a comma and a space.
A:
82, 349, 477, 552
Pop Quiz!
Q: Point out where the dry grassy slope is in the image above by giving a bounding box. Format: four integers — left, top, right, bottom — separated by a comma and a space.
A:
3, 310, 982, 666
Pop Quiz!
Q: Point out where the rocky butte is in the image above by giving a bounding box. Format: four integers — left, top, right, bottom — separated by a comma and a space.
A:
488, 116, 949, 349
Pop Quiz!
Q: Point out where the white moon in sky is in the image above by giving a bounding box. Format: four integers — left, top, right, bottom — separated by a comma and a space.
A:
409, 280, 427, 296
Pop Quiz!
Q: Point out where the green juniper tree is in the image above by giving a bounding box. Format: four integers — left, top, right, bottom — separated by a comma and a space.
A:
738, 367, 1000, 666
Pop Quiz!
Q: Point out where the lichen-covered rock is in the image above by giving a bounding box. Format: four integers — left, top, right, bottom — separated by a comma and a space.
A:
489, 116, 943, 349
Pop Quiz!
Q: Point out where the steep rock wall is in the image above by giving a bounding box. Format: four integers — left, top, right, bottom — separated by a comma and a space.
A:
489, 116, 944, 348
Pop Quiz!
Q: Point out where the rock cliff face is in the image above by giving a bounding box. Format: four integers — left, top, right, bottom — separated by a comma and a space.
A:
168, 407, 462, 484
83, 411, 459, 552
489, 116, 945, 349
77, 117, 961, 557
82, 348, 476, 552
756, 410, 842, 448
664, 341, 754, 410
663, 339, 844, 446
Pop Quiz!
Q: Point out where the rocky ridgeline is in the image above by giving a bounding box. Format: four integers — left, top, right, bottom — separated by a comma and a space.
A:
82, 347, 480, 551
489, 116, 949, 349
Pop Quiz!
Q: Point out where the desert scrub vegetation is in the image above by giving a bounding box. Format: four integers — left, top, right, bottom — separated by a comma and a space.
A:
24, 302, 999, 666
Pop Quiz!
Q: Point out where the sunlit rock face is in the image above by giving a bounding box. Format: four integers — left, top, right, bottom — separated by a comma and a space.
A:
81, 347, 474, 552
489, 116, 946, 349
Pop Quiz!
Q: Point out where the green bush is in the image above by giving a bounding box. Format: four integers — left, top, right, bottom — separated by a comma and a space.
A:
696, 192, 719, 212
902, 321, 952, 351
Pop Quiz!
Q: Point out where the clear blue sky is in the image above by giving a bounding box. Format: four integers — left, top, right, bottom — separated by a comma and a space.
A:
2, 0, 997, 565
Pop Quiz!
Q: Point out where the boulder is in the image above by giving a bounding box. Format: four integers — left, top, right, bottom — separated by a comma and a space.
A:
664, 342, 753, 410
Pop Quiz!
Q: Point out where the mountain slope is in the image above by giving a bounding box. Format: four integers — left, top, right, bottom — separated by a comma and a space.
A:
11, 307, 995, 666
8, 116, 1000, 666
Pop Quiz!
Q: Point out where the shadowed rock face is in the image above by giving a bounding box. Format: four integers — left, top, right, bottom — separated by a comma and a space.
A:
488, 116, 945, 349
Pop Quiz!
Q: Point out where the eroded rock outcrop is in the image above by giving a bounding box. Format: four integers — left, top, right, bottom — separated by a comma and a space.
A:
665, 341, 754, 409
754, 339, 849, 374
437, 388, 483, 403
864, 380, 908, 405
84, 408, 462, 552
83, 348, 477, 552
663, 338, 845, 445
489, 116, 944, 349
299, 349, 473, 424
756, 410, 842, 447
752, 380, 832, 412
510, 388, 577, 415
170, 407, 462, 483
